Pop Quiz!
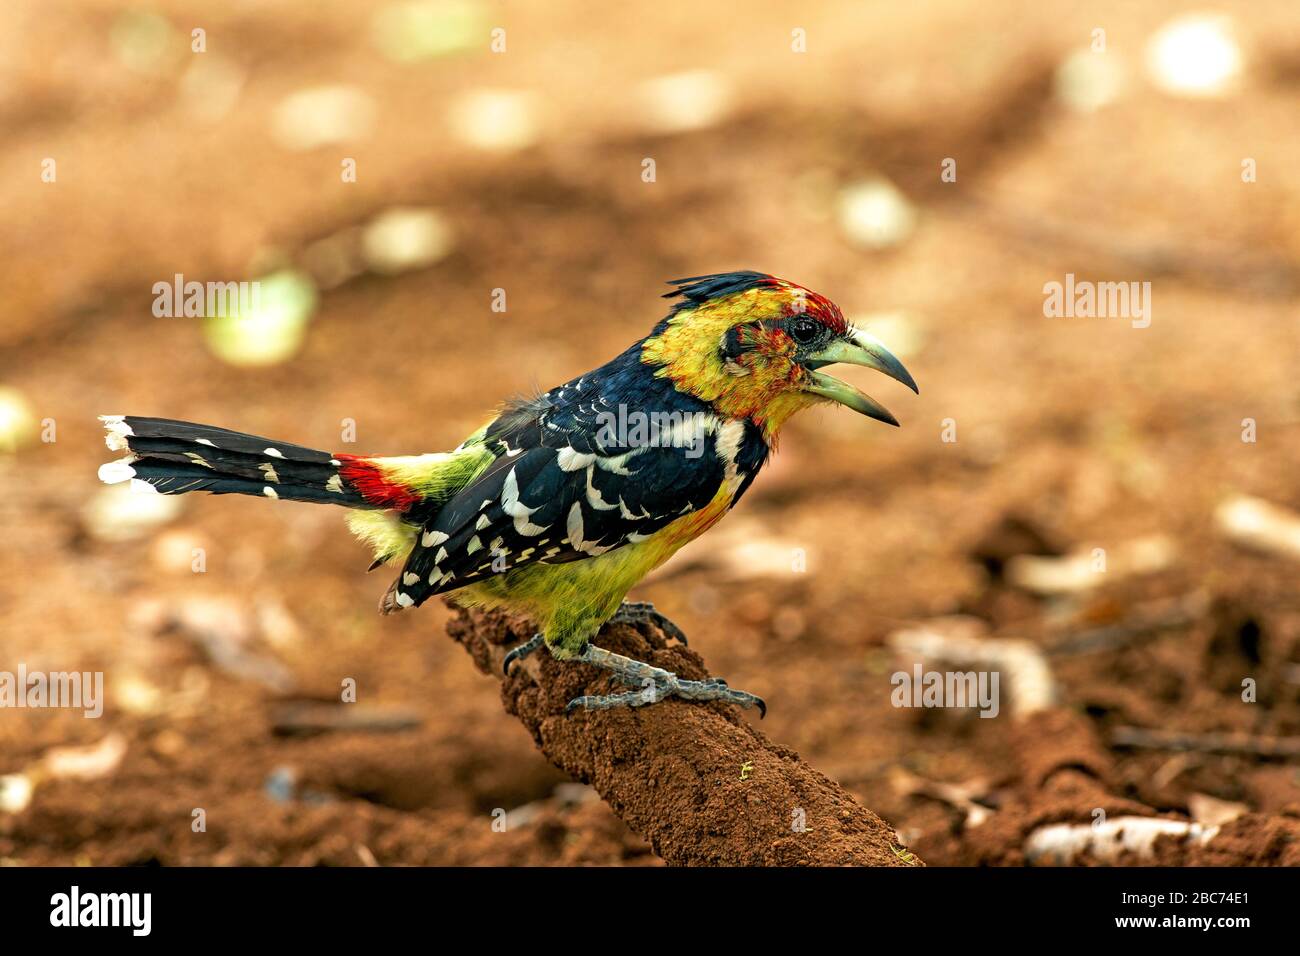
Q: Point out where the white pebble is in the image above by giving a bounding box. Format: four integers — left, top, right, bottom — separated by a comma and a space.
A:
1055, 49, 1127, 112
0, 387, 38, 453
82, 482, 181, 542
637, 70, 731, 133
837, 177, 916, 250
271, 85, 376, 151
1145, 14, 1243, 98
361, 207, 454, 275
447, 89, 539, 152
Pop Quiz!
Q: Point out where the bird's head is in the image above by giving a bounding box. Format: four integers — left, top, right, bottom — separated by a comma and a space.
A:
640, 271, 918, 440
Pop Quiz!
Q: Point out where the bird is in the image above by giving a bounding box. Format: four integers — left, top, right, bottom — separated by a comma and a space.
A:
98, 271, 916, 715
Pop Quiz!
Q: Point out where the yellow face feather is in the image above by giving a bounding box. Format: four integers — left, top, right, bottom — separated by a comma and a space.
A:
639, 285, 823, 442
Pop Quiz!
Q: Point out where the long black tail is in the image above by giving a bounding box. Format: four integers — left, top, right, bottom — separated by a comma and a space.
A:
98, 415, 371, 508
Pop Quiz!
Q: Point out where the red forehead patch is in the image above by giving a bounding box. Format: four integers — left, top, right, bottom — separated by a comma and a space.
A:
775, 281, 848, 335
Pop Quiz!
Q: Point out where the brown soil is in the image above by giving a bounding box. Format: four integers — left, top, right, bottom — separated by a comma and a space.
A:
2, 1, 1299, 866
448, 606, 910, 865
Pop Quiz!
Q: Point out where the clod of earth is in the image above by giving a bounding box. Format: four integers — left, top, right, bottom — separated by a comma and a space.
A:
445, 604, 919, 867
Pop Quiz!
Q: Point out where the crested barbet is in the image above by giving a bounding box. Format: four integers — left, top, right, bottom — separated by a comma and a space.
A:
99, 272, 917, 715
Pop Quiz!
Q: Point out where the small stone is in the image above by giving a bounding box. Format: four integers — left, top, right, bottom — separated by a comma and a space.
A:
271, 85, 376, 151
43, 734, 127, 781
0, 386, 38, 453
1216, 495, 1300, 560
116, 675, 165, 717
0, 774, 34, 814
83, 482, 183, 542
361, 207, 454, 275
837, 178, 916, 250
1145, 13, 1243, 99
447, 89, 539, 152
1055, 48, 1127, 112
637, 70, 732, 133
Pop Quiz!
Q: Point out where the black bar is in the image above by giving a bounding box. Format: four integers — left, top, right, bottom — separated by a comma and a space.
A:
0, 866, 1278, 941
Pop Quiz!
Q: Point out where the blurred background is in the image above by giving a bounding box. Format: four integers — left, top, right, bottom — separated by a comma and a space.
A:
2, 0, 1299, 865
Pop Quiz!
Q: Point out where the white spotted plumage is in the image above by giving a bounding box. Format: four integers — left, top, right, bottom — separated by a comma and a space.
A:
556, 447, 596, 472
501, 466, 548, 536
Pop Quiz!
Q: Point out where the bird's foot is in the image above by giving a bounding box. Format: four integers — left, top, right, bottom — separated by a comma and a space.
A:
502, 632, 545, 675
610, 600, 688, 646
566, 644, 765, 717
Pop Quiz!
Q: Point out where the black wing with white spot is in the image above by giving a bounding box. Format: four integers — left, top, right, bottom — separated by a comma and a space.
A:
384, 363, 768, 610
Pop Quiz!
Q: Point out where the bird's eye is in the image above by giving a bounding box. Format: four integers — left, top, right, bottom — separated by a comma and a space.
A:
788, 317, 820, 345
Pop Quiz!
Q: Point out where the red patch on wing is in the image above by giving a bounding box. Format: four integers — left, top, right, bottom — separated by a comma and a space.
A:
335, 454, 421, 511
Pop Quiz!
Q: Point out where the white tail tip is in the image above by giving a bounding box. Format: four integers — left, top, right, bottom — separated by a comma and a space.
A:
97, 457, 137, 484
99, 415, 133, 451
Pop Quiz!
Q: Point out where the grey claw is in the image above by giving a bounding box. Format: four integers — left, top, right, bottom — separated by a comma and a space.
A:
503, 633, 545, 675
565, 644, 765, 715
612, 601, 689, 645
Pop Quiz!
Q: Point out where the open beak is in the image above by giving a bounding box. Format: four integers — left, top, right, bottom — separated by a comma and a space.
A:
802, 328, 918, 427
